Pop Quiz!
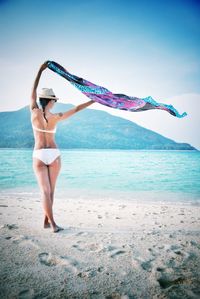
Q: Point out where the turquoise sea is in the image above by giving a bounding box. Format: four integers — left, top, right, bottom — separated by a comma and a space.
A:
0, 149, 200, 203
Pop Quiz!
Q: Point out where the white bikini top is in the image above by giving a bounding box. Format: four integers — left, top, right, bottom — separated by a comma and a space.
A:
32, 124, 57, 134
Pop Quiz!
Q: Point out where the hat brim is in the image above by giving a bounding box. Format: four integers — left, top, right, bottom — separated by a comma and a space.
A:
38, 95, 59, 100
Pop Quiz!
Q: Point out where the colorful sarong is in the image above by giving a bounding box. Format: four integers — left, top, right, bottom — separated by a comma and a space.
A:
47, 61, 187, 118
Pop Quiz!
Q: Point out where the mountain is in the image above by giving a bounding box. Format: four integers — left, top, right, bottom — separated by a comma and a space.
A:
112, 93, 199, 151
0, 103, 196, 150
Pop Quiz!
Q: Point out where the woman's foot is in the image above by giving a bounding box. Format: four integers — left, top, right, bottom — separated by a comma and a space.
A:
52, 225, 64, 233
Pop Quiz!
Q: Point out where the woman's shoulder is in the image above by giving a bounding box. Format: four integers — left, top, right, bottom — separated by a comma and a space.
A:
30, 108, 43, 122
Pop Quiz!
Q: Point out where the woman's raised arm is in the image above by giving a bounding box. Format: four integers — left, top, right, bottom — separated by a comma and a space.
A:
30, 61, 48, 111
55, 100, 95, 122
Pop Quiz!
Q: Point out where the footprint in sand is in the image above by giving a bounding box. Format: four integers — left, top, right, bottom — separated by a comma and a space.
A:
2, 224, 18, 230
140, 259, 155, 272
132, 254, 156, 272
12, 235, 40, 249
77, 266, 104, 278
38, 252, 79, 273
18, 288, 35, 299
119, 204, 126, 209
157, 275, 186, 289
71, 244, 85, 252
75, 231, 89, 237
104, 245, 126, 258
72, 241, 103, 253
156, 247, 199, 294
88, 242, 104, 252
190, 240, 200, 250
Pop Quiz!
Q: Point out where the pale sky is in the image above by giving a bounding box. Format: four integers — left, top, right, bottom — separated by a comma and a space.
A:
0, 0, 199, 149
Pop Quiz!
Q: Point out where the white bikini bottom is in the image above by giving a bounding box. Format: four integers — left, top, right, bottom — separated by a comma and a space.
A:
32, 148, 61, 165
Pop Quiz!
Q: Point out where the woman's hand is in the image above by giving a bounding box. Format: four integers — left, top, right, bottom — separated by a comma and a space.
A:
39, 61, 49, 72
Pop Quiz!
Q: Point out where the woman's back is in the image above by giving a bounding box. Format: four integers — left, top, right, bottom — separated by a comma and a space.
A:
31, 108, 58, 149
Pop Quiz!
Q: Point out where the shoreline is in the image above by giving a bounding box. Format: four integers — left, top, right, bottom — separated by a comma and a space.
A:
0, 192, 200, 298
0, 148, 199, 155
0, 187, 200, 207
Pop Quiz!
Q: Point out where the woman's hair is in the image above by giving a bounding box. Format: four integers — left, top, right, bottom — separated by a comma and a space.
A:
39, 98, 52, 123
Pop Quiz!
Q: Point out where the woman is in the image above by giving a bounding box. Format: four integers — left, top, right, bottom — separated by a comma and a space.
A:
30, 61, 95, 233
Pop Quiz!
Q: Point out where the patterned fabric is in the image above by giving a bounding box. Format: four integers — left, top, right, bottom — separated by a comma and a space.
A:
47, 61, 187, 118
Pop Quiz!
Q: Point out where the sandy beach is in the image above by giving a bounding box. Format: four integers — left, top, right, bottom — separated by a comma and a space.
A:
0, 191, 200, 299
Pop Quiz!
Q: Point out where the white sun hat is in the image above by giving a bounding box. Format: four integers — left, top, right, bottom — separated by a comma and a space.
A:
38, 88, 59, 100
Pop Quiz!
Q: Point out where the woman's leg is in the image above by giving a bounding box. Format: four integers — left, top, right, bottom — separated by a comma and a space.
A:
44, 156, 61, 226
33, 158, 62, 232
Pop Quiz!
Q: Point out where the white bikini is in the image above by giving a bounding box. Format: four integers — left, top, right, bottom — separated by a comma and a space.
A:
32, 124, 61, 165
32, 124, 57, 134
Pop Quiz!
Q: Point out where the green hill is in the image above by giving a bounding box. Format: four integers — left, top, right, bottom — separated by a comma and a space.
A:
0, 104, 196, 150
